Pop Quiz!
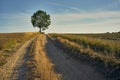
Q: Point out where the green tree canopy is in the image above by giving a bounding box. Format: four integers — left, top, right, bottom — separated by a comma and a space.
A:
31, 10, 51, 32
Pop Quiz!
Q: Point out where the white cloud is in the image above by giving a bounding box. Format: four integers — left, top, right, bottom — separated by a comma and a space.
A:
45, 10, 120, 33
0, 12, 33, 25
0, 10, 120, 33
0, 12, 39, 32
51, 11, 120, 22
48, 1, 81, 12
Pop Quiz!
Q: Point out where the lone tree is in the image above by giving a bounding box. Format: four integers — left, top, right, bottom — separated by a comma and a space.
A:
31, 10, 51, 32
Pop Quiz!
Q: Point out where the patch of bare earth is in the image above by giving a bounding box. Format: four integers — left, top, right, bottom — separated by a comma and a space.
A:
0, 34, 107, 80
26, 34, 61, 80
46, 37, 107, 80
0, 34, 61, 80
0, 36, 36, 80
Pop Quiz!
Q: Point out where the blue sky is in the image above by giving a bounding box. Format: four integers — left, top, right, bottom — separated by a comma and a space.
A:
0, 0, 120, 33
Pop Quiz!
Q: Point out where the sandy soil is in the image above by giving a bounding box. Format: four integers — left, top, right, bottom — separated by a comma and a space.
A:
46, 37, 107, 80
0, 35, 107, 80
0, 37, 35, 80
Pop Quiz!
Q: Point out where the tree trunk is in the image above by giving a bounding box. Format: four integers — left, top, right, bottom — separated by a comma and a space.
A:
39, 27, 41, 33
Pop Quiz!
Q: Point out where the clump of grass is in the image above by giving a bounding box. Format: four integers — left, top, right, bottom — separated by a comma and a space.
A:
0, 39, 17, 50
26, 34, 61, 80
0, 52, 12, 66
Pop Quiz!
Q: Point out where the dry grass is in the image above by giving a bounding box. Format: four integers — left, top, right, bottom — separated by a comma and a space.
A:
0, 32, 38, 50
26, 34, 61, 80
0, 32, 38, 66
49, 34, 120, 59
49, 34, 120, 80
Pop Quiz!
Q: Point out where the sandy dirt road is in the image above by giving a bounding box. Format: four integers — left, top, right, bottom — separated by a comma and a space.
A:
46, 37, 107, 80
0, 35, 107, 80
0, 37, 36, 80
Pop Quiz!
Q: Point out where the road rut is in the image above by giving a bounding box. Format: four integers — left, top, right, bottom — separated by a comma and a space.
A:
46, 37, 106, 80
0, 37, 35, 80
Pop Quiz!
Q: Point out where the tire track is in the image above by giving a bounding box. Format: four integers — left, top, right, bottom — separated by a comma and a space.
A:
46, 37, 107, 80
0, 37, 36, 80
